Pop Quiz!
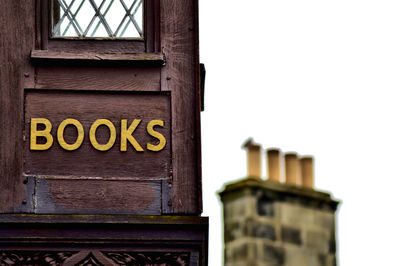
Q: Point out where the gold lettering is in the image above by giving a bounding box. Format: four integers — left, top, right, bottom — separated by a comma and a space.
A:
30, 118, 53, 150
57, 118, 84, 151
120, 119, 144, 152
89, 119, 116, 151
146, 120, 166, 152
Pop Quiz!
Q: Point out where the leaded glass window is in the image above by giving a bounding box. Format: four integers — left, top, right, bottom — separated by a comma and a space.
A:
51, 0, 143, 38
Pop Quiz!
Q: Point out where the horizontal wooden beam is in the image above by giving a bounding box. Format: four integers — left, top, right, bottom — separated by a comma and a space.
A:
0, 214, 209, 225
0, 214, 209, 266
31, 50, 165, 67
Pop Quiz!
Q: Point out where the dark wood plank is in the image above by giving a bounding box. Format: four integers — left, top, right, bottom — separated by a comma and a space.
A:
0, 0, 35, 212
40, 0, 48, 50
31, 50, 165, 67
194, 0, 203, 214
25, 91, 171, 179
35, 178, 161, 214
145, 0, 155, 52
35, 0, 42, 50
47, 39, 145, 53
160, 0, 201, 214
31, 50, 163, 60
0, 214, 209, 225
154, 0, 161, 52
35, 66, 161, 91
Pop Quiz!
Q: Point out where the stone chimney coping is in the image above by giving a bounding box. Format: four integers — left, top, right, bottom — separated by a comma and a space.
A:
218, 177, 340, 211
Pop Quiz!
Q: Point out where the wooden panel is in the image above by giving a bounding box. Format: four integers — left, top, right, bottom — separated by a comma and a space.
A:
160, 0, 201, 214
25, 91, 171, 178
0, 0, 35, 212
35, 178, 161, 214
35, 66, 161, 91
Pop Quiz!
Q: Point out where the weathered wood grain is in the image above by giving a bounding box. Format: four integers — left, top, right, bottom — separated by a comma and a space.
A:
0, 0, 35, 212
40, 0, 48, 50
25, 91, 171, 179
31, 50, 165, 66
47, 39, 146, 53
194, 0, 203, 214
0, 213, 209, 225
145, 0, 161, 52
35, 66, 161, 91
35, 178, 161, 214
160, 0, 201, 214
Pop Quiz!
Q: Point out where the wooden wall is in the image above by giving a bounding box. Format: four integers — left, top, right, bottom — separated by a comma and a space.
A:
0, 0, 202, 215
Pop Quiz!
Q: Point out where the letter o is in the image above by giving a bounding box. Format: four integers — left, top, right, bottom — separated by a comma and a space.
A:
57, 118, 85, 151
89, 119, 116, 151
57, 119, 84, 151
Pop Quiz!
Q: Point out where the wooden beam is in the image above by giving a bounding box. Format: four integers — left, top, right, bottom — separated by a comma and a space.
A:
160, 0, 201, 214
0, 0, 35, 212
31, 50, 165, 66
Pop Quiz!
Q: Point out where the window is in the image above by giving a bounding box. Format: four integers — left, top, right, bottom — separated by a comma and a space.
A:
51, 0, 143, 39
40, 0, 158, 53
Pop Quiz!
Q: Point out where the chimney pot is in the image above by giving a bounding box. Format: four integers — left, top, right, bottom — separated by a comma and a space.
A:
285, 153, 299, 185
243, 138, 262, 178
267, 149, 281, 182
300, 156, 314, 188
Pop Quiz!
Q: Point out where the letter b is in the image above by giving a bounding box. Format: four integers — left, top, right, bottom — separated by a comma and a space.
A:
30, 118, 54, 150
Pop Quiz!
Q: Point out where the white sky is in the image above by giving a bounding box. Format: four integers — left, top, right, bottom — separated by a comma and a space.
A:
199, 0, 400, 265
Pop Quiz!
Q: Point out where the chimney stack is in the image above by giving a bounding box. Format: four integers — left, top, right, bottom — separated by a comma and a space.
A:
220, 145, 338, 266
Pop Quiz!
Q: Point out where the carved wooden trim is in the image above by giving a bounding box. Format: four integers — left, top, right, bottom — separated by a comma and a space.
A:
102, 252, 189, 265
0, 251, 78, 265
0, 251, 189, 266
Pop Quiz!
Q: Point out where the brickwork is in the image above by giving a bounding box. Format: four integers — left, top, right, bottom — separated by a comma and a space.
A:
220, 178, 339, 266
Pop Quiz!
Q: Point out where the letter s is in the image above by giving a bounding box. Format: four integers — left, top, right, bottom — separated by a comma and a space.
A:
146, 120, 166, 152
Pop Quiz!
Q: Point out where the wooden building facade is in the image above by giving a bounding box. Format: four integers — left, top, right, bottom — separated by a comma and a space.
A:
0, 0, 207, 264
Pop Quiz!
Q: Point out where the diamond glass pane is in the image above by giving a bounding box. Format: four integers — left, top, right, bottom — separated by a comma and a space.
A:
51, 0, 143, 38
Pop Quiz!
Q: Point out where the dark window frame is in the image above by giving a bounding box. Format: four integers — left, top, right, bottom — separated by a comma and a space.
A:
39, 0, 159, 53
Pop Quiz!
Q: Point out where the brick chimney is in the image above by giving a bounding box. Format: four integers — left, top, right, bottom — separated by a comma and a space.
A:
219, 140, 339, 266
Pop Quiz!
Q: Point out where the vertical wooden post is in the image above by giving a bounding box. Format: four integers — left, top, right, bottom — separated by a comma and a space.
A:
285, 153, 299, 185
267, 149, 281, 182
300, 156, 314, 188
243, 139, 262, 178
160, 0, 201, 214
0, 0, 35, 212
